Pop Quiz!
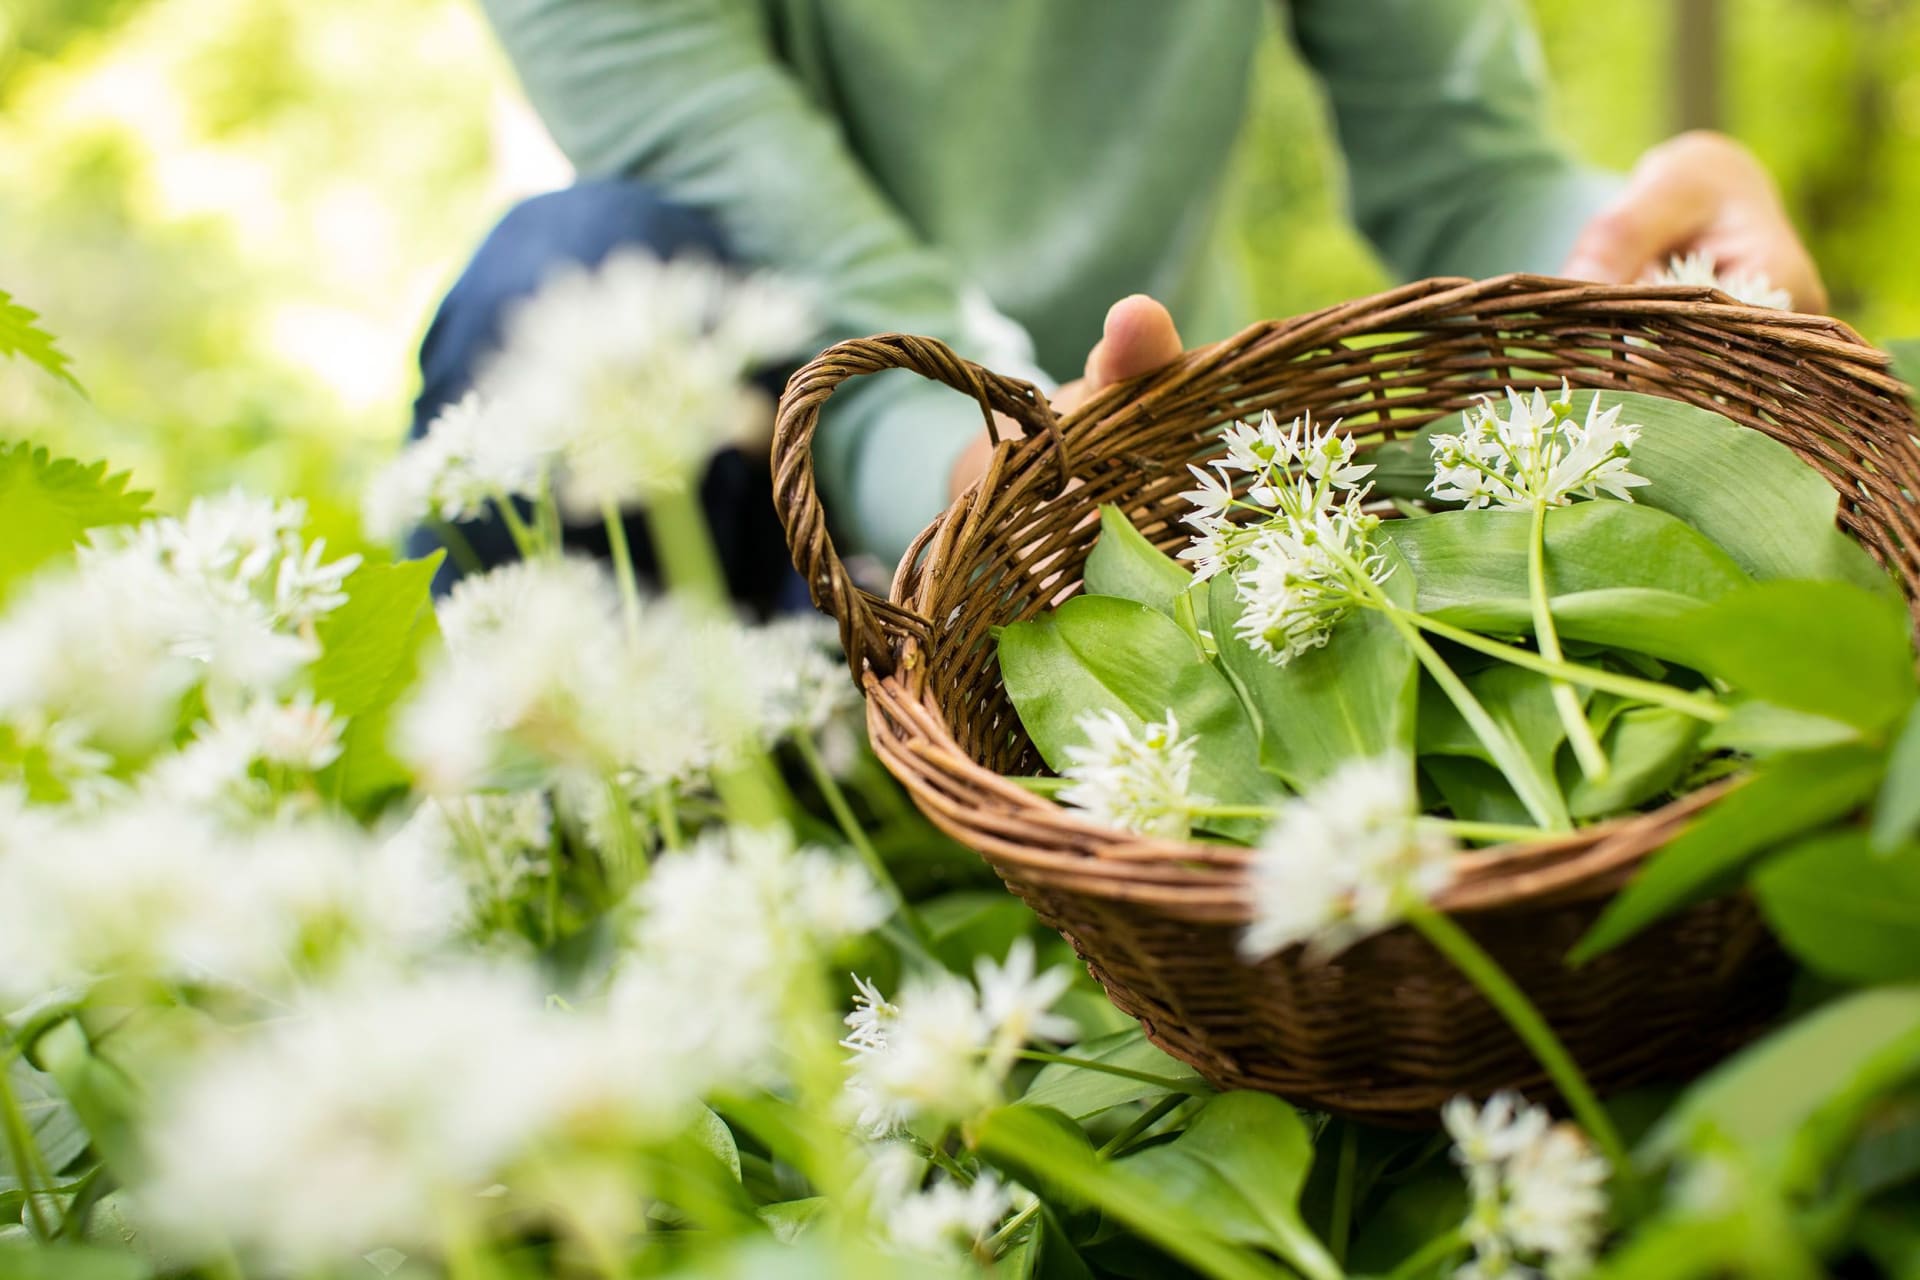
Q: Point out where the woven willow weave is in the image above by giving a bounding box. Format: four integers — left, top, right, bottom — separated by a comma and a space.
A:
772, 275, 1919, 1122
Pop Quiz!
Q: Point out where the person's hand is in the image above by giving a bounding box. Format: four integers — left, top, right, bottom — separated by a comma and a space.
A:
948, 294, 1185, 501
1560, 130, 1826, 313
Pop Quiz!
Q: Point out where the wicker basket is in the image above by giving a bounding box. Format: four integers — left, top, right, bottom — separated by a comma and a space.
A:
770, 274, 1920, 1124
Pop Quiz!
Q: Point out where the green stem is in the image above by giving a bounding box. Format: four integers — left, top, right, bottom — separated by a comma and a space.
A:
1402, 899, 1631, 1182
488, 488, 541, 561
426, 517, 484, 576
648, 484, 728, 612
987, 1200, 1041, 1254
1328, 1121, 1358, 1268
1531, 501, 1610, 782
1382, 610, 1569, 831
795, 732, 939, 959
1009, 776, 1069, 796
600, 497, 645, 640
0, 1049, 55, 1239
1420, 817, 1557, 845
1014, 1050, 1211, 1095
1408, 612, 1726, 723
1097, 1093, 1186, 1158
1384, 1228, 1466, 1280
653, 786, 684, 851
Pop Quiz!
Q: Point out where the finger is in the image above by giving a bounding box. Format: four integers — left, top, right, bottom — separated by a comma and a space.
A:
1561, 143, 1721, 284
1050, 376, 1091, 415
1090, 294, 1183, 387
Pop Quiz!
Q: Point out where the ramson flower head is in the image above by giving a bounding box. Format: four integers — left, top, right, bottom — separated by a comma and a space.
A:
842, 937, 1073, 1137
1429, 382, 1648, 511
1444, 1092, 1610, 1278
1057, 709, 1204, 839
1655, 250, 1792, 311
1240, 753, 1456, 961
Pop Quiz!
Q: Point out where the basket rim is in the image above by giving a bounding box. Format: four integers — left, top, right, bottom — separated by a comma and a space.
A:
782, 274, 1918, 923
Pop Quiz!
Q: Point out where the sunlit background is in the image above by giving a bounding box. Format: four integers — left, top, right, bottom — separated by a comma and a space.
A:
3, 0, 1917, 548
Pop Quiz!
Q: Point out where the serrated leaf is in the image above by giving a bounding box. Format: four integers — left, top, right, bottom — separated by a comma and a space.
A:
0, 443, 149, 602
0, 290, 82, 394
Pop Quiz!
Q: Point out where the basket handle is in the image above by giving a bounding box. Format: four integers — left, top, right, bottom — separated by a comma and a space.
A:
771, 332, 1065, 679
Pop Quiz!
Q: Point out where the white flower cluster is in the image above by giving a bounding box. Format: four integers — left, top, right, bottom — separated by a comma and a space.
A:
842, 938, 1075, 1138
0, 494, 358, 803
1444, 1092, 1610, 1279
1057, 709, 1204, 839
383, 789, 555, 921
1179, 410, 1391, 665
861, 1142, 1018, 1259
1240, 753, 1456, 961
610, 826, 890, 1096
365, 251, 813, 537
1654, 250, 1792, 312
399, 559, 853, 807
0, 800, 467, 1014
1429, 382, 1648, 511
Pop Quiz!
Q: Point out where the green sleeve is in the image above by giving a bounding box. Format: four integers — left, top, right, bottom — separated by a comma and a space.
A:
477, 0, 1046, 563
1289, 0, 1621, 281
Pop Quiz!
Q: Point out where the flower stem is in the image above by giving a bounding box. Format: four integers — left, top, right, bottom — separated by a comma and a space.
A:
600, 497, 645, 640
1419, 817, 1557, 845
795, 730, 939, 960
1407, 612, 1725, 723
1530, 501, 1610, 782
1384, 1228, 1466, 1280
1382, 610, 1570, 831
1401, 898, 1631, 1182
1014, 1049, 1211, 1095
426, 517, 484, 576
652, 786, 684, 851
1096, 1093, 1187, 1158
489, 489, 542, 561
647, 484, 728, 612
0, 1049, 54, 1240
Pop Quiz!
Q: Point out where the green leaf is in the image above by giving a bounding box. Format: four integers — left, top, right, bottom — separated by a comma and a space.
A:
1888, 338, 1920, 407
1119, 1093, 1340, 1280
1874, 701, 1920, 853
1702, 700, 1861, 759
997, 1206, 1096, 1280
971, 1105, 1292, 1280
1566, 705, 1704, 819
919, 891, 1041, 974
0, 290, 82, 394
1083, 506, 1192, 619
0, 443, 149, 603
1416, 664, 1569, 822
1379, 501, 1750, 657
693, 1107, 742, 1182
0, 1060, 86, 1187
1656, 580, 1915, 733
1020, 1028, 1206, 1119
1571, 742, 1884, 964
1754, 832, 1920, 984
0, 1244, 148, 1280
309, 554, 443, 807
998, 595, 1279, 829
1209, 542, 1418, 788
1640, 985, 1920, 1194
1371, 389, 1892, 596
1422, 755, 1535, 827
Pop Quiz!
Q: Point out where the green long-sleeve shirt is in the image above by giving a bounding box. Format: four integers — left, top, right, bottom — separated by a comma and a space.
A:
480, 0, 1616, 563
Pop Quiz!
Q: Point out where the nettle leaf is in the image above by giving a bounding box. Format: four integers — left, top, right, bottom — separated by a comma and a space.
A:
310, 554, 444, 808
1020, 1027, 1207, 1119
0, 289, 82, 394
1641, 985, 1920, 1195
998, 594, 1280, 830
1209, 541, 1418, 789
1369, 389, 1891, 595
1754, 832, 1920, 985
0, 1058, 87, 1187
1656, 580, 1916, 734
1379, 501, 1749, 658
1571, 742, 1885, 964
1084, 505, 1192, 619
1119, 1093, 1339, 1280
0, 442, 149, 602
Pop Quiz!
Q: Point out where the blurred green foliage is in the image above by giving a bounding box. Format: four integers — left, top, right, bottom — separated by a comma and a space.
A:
2, 0, 1917, 535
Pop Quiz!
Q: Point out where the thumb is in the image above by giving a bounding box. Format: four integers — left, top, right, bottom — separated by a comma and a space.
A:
1089, 294, 1183, 387
1562, 145, 1720, 284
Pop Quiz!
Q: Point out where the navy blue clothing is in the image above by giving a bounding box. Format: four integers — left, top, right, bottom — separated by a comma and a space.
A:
406, 179, 802, 613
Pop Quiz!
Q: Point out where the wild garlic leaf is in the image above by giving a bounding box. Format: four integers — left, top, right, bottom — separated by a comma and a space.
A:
1209, 541, 1418, 789
1753, 832, 1920, 985
1083, 504, 1192, 619
1564, 705, 1704, 820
